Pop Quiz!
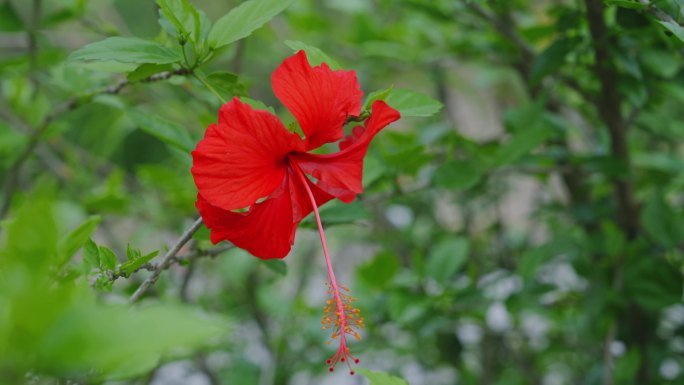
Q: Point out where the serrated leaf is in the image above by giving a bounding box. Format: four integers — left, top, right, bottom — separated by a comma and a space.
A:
120, 250, 160, 276
157, 0, 198, 39
99, 246, 118, 271
426, 238, 469, 285
284, 40, 342, 69
384, 89, 443, 117
357, 368, 409, 385
57, 216, 102, 267
68, 37, 182, 64
129, 109, 195, 153
208, 0, 296, 48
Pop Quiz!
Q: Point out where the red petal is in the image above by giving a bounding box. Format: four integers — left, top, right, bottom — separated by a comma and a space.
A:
290, 101, 400, 202
192, 97, 304, 211
272, 51, 363, 150
196, 179, 297, 259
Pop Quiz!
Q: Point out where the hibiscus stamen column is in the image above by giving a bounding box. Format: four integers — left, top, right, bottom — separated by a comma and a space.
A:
294, 167, 364, 375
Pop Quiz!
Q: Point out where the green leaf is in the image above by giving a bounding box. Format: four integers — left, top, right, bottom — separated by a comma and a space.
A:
382, 144, 434, 175
634, 152, 684, 173
0, 2, 23, 31
426, 238, 469, 285
640, 191, 684, 248
601, 221, 626, 259
530, 37, 579, 84
208, 0, 296, 48
127, 63, 174, 82
496, 125, 556, 164
357, 251, 400, 288
364, 86, 394, 110
433, 160, 482, 190
615, 6, 651, 29
83, 239, 101, 272
516, 236, 577, 279
57, 216, 102, 267
384, 89, 443, 117
126, 243, 140, 260
157, 0, 200, 42
605, 0, 647, 9
656, 20, 684, 43
38, 303, 229, 377
357, 368, 409, 385
68, 37, 182, 64
206, 71, 247, 97
316, 200, 371, 226
260, 259, 287, 275
624, 256, 683, 311
129, 108, 195, 153
284, 40, 342, 69
502, 101, 565, 156
1, 199, 57, 274
640, 49, 680, 78
120, 250, 160, 276
239, 97, 276, 114
99, 246, 118, 271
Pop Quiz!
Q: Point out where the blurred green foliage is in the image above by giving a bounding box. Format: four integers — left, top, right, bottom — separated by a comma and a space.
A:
2, 0, 684, 384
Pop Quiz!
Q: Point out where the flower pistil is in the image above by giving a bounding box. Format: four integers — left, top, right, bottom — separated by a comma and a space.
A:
294, 166, 364, 374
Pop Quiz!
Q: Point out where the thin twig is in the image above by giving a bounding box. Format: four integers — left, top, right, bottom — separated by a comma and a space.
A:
172, 243, 235, 264
129, 217, 204, 303
639, 0, 682, 26
0, 68, 191, 221
106, 242, 233, 284
584, 1, 644, 383
179, 263, 196, 303
0, 105, 70, 180
584, 0, 639, 236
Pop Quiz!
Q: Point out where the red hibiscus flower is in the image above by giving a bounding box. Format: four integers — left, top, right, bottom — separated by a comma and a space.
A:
191, 50, 400, 374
